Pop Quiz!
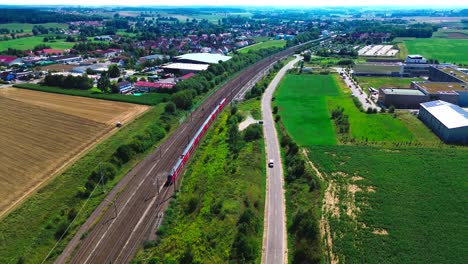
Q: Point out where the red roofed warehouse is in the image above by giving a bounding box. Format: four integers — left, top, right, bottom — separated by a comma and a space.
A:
134, 81, 175, 92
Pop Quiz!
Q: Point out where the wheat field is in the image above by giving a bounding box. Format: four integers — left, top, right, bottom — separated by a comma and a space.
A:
0, 88, 149, 217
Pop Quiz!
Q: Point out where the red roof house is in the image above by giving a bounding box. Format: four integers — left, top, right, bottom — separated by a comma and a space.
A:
38, 49, 63, 56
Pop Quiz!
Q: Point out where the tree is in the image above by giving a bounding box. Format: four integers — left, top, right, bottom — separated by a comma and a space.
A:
303, 53, 311, 62
97, 74, 110, 92
108, 64, 120, 78
164, 101, 176, 113
110, 82, 119, 93
171, 89, 195, 110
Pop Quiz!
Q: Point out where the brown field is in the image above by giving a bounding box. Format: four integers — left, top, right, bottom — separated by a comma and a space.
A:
446, 33, 468, 39
0, 88, 149, 217
37, 64, 76, 72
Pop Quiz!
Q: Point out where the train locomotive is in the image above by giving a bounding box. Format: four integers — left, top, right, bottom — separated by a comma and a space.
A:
166, 98, 227, 185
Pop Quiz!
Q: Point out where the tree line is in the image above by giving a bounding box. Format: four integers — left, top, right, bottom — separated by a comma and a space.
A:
0, 9, 103, 24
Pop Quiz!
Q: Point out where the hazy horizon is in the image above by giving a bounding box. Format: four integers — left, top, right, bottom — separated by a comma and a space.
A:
0, 1, 466, 8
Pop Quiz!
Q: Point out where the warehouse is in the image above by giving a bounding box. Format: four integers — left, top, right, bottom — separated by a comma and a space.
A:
411, 81, 468, 107
174, 53, 231, 64
418, 100, 468, 144
378, 88, 429, 109
162, 63, 209, 75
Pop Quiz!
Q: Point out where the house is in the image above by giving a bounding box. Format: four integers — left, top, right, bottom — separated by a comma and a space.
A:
38, 49, 63, 56
116, 81, 132, 93
134, 81, 175, 92
103, 49, 122, 58
94, 35, 113, 41
0, 56, 22, 66
110, 57, 126, 67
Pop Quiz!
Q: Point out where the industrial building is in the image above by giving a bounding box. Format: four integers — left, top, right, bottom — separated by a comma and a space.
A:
418, 100, 468, 144
173, 53, 231, 64
378, 88, 429, 109
353, 55, 431, 77
161, 63, 209, 75
353, 62, 402, 76
134, 81, 175, 92
411, 81, 468, 106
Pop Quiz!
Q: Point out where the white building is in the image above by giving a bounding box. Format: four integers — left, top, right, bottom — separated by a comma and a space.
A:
418, 100, 468, 144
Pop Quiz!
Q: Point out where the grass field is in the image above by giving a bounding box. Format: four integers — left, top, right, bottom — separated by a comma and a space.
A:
0, 23, 68, 33
275, 74, 340, 145
309, 145, 468, 264
14, 83, 170, 106
275, 74, 422, 145
402, 38, 468, 64
0, 88, 148, 218
135, 102, 265, 263
0, 36, 74, 51
238, 40, 286, 53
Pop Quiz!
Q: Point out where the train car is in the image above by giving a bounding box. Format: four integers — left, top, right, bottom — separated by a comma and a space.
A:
167, 98, 227, 185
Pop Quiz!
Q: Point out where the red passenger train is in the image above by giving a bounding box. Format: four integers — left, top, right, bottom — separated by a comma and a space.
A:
167, 98, 227, 185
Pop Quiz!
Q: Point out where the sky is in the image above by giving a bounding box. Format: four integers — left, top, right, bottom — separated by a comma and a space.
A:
1, 0, 467, 7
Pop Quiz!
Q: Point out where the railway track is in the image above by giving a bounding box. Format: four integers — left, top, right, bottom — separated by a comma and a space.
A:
57, 37, 326, 263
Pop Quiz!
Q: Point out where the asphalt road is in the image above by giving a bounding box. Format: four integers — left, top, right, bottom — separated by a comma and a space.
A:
334, 67, 380, 111
261, 56, 302, 264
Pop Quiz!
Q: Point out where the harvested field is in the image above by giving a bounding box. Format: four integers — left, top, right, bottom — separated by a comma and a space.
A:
36, 64, 76, 72
0, 88, 149, 217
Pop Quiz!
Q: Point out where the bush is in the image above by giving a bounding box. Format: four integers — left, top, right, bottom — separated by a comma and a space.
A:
164, 102, 176, 114
243, 124, 262, 141
54, 221, 69, 240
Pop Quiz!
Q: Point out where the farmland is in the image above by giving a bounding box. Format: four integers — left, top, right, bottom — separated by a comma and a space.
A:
400, 38, 468, 64
0, 23, 68, 33
135, 101, 265, 263
275, 74, 340, 145
432, 29, 468, 39
274, 74, 421, 146
0, 88, 148, 217
0, 36, 74, 51
308, 145, 468, 264
239, 40, 286, 53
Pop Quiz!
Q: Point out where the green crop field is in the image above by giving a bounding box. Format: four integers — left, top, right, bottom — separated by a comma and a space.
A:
0, 36, 74, 51
328, 95, 416, 143
274, 74, 424, 146
275, 74, 340, 145
309, 145, 468, 264
0, 23, 68, 33
135, 102, 265, 263
239, 40, 286, 53
402, 38, 468, 64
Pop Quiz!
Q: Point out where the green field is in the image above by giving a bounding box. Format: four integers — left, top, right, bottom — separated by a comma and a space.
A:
328, 95, 416, 144
275, 74, 340, 145
309, 145, 468, 264
14, 84, 169, 106
239, 40, 286, 53
0, 23, 68, 33
0, 36, 74, 51
402, 38, 468, 64
135, 102, 265, 263
275, 74, 422, 145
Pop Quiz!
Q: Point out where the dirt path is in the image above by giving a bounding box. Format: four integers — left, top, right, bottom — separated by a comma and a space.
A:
238, 114, 258, 131
303, 149, 339, 264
